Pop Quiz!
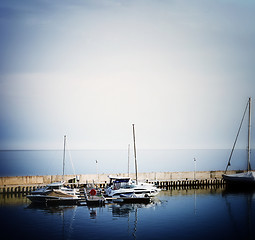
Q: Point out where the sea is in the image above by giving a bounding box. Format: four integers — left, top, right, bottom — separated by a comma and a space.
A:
0, 149, 253, 176
0, 188, 254, 240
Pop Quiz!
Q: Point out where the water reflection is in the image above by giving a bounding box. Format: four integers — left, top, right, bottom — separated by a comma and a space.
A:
222, 189, 255, 240
26, 203, 77, 215
0, 193, 29, 206
107, 201, 160, 240
25, 203, 78, 240
108, 200, 161, 218
1, 187, 255, 240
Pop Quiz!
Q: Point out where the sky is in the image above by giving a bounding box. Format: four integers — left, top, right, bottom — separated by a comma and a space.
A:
1, 0, 255, 150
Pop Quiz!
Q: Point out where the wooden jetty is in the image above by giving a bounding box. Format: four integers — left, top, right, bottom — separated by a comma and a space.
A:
82, 188, 105, 206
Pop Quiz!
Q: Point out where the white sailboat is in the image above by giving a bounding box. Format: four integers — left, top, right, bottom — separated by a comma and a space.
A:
105, 124, 161, 198
26, 136, 80, 205
223, 98, 255, 187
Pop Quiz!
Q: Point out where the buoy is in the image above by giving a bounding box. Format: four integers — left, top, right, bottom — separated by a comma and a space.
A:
90, 189, 97, 196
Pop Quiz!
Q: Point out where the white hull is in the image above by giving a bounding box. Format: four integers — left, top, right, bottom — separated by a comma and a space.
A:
26, 181, 80, 205
105, 182, 160, 198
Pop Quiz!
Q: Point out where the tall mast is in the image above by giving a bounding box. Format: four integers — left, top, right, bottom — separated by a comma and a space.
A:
128, 144, 130, 177
132, 124, 138, 185
62, 135, 66, 181
248, 97, 251, 171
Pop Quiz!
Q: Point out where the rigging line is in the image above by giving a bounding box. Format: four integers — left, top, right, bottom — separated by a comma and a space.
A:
63, 135, 66, 181
132, 124, 138, 185
66, 140, 76, 176
225, 99, 249, 173
128, 144, 130, 177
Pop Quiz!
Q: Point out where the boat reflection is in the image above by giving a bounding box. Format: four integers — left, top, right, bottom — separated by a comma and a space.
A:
222, 188, 255, 240
26, 203, 78, 215
109, 202, 157, 218
107, 200, 161, 240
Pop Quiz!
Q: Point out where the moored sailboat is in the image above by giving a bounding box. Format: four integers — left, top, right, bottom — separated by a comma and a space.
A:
26, 136, 81, 205
223, 98, 255, 188
105, 124, 161, 198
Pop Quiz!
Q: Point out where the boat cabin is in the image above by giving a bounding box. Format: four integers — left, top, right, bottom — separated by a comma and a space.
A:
108, 176, 133, 189
46, 181, 65, 190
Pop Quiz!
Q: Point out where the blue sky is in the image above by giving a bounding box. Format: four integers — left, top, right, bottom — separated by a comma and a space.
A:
1, 0, 255, 150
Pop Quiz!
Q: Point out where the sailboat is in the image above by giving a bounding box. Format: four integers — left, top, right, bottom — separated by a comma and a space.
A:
222, 98, 255, 188
104, 124, 161, 198
26, 136, 81, 205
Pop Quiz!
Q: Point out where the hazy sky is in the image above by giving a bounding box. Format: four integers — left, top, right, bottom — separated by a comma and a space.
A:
1, 0, 255, 150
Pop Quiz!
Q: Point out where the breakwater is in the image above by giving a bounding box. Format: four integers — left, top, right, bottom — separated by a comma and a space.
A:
0, 170, 239, 194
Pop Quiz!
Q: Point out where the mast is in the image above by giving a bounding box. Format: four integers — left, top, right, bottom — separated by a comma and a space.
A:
62, 135, 66, 182
128, 144, 130, 177
132, 124, 138, 185
247, 97, 251, 171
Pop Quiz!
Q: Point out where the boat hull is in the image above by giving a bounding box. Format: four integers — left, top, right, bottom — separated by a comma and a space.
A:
105, 185, 160, 198
27, 195, 80, 205
223, 172, 255, 190
114, 197, 151, 204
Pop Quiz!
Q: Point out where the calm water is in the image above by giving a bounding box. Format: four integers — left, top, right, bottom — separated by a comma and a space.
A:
0, 149, 253, 176
0, 187, 254, 240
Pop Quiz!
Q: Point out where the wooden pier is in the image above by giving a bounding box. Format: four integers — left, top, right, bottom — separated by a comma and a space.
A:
82, 188, 105, 206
